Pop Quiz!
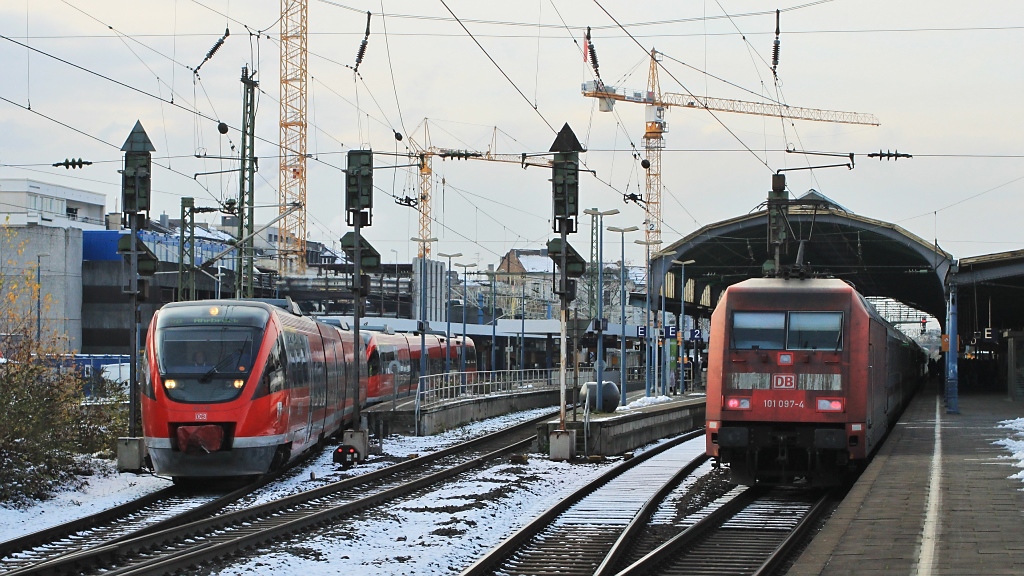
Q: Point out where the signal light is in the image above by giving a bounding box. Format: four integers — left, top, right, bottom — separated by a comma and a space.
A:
333, 445, 361, 467
816, 398, 844, 412
725, 397, 751, 410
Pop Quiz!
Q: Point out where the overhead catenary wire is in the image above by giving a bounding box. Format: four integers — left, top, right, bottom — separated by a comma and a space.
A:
437, 0, 557, 134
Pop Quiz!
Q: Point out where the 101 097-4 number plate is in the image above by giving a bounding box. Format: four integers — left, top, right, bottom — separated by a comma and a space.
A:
764, 399, 804, 408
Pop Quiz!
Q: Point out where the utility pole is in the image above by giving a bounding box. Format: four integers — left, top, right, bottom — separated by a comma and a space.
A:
236, 66, 258, 298
116, 120, 154, 472
178, 197, 220, 301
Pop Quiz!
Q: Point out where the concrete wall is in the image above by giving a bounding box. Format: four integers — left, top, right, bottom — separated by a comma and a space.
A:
538, 398, 706, 456
367, 390, 561, 436
0, 224, 83, 352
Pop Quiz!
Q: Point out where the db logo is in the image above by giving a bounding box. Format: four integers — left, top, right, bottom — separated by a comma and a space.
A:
772, 374, 796, 389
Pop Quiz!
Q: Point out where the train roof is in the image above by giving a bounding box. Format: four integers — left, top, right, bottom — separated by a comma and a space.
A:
725, 278, 856, 294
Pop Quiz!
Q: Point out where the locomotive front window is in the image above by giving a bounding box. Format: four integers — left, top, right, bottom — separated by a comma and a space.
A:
155, 326, 264, 403
788, 312, 843, 350
731, 312, 786, 350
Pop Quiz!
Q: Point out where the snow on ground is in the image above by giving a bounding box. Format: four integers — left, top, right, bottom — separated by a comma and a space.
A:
0, 463, 172, 542
615, 392, 704, 411
0, 406, 558, 543
995, 418, 1024, 485
216, 447, 612, 575
0, 405, 683, 574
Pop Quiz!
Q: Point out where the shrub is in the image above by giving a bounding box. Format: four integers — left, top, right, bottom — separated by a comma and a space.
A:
0, 226, 129, 505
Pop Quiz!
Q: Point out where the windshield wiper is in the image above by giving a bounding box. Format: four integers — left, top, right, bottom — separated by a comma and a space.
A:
199, 335, 251, 382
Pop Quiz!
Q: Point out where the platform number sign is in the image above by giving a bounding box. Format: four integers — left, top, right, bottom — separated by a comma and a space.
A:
690, 329, 702, 341
772, 374, 796, 389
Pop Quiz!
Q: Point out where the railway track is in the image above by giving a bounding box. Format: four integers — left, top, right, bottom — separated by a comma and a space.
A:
614, 486, 833, 576
0, 480, 259, 574
2, 411, 553, 576
459, 430, 709, 576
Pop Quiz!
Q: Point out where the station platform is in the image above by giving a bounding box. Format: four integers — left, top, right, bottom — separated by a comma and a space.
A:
789, 386, 1024, 575
537, 393, 706, 457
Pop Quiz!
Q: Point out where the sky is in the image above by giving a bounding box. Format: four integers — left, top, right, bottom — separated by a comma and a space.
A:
1, 1, 1022, 271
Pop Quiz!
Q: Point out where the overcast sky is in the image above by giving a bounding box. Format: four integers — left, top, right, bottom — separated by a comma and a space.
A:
1, 1, 1022, 269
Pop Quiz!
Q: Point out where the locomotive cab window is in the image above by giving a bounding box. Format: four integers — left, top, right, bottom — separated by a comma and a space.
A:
731, 312, 786, 350
788, 312, 843, 350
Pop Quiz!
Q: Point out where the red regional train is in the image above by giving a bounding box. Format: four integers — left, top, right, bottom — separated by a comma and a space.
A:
141, 300, 475, 480
705, 278, 926, 486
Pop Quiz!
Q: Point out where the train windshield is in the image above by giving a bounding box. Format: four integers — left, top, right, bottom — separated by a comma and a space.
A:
155, 305, 269, 403
788, 312, 843, 350
731, 312, 786, 350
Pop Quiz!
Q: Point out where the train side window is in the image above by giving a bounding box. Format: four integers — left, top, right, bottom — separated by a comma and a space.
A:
261, 337, 286, 394
788, 312, 843, 351
731, 312, 786, 350
368, 349, 380, 376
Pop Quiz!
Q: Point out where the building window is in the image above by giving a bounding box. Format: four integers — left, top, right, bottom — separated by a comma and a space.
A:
66, 207, 79, 220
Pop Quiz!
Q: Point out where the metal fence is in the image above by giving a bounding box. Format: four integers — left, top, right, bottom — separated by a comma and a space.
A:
415, 368, 557, 412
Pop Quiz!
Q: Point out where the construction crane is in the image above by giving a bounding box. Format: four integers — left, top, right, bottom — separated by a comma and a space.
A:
582, 48, 880, 246
278, 0, 308, 275
406, 119, 551, 258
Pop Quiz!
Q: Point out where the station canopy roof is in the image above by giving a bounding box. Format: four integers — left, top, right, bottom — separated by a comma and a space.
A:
651, 196, 955, 323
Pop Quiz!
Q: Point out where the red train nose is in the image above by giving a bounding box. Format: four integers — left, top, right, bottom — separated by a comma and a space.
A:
176, 425, 225, 454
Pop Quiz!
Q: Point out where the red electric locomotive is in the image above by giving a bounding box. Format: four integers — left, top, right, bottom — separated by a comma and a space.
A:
142, 300, 479, 480
705, 278, 925, 485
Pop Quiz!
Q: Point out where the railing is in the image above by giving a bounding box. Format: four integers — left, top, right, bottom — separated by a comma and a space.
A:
416, 368, 557, 411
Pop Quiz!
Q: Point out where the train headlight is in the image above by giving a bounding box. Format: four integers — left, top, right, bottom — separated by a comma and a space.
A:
724, 396, 751, 410
816, 398, 844, 412
164, 379, 177, 390
233, 379, 245, 389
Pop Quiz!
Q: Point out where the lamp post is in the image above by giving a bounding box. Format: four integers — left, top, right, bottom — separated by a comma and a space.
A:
609, 226, 638, 407
489, 271, 497, 371
36, 253, 50, 341
585, 208, 619, 411
672, 259, 695, 394
390, 248, 399, 317
671, 258, 696, 391
411, 237, 437, 397
438, 251, 462, 373
520, 280, 526, 370
635, 239, 661, 397
454, 262, 476, 377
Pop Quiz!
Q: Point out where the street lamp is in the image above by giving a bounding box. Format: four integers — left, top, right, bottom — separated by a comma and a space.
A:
454, 262, 476, 377
438, 251, 462, 373
36, 253, 50, 341
411, 237, 437, 396
390, 248, 399, 317
635, 239, 661, 397
584, 208, 619, 411
609, 225, 639, 407
672, 259, 696, 394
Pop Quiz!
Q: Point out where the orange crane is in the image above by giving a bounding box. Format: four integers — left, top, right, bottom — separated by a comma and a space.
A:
407, 119, 551, 258
278, 0, 308, 274
582, 48, 880, 246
